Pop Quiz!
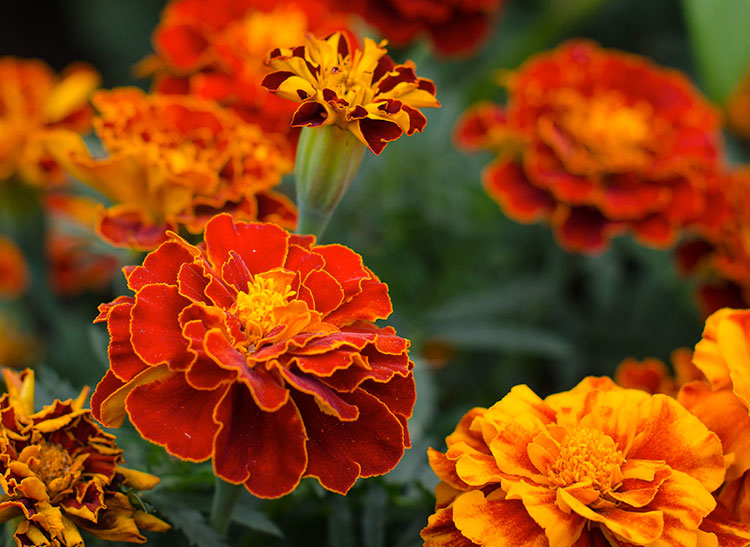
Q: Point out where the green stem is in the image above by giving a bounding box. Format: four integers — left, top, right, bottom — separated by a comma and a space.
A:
296, 204, 335, 239
4, 516, 20, 547
209, 477, 243, 536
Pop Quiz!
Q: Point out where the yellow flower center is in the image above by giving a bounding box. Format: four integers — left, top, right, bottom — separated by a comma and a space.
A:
34, 442, 73, 483
548, 426, 624, 494
551, 90, 653, 173
232, 273, 296, 343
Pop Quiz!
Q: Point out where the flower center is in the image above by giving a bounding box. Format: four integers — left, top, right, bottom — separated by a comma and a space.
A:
232, 273, 296, 342
548, 426, 624, 494
553, 90, 653, 172
32, 441, 74, 488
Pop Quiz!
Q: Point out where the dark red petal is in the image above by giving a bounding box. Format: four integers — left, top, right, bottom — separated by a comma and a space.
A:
97, 210, 170, 251
358, 118, 404, 155
377, 65, 417, 93
213, 383, 307, 498
131, 284, 193, 370
221, 250, 252, 293
293, 351, 358, 377
91, 369, 125, 424
279, 367, 359, 420
555, 207, 611, 253
285, 243, 325, 277
296, 389, 406, 494
483, 160, 555, 223
324, 277, 392, 324
177, 262, 212, 305
127, 240, 195, 291
313, 244, 368, 298
126, 373, 226, 462
302, 269, 344, 315
402, 105, 427, 135
204, 214, 289, 276
632, 214, 675, 248
291, 102, 328, 127
261, 71, 295, 92
361, 373, 416, 421
106, 300, 149, 381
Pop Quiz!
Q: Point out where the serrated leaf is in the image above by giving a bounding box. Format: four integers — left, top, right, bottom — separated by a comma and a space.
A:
231, 508, 284, 538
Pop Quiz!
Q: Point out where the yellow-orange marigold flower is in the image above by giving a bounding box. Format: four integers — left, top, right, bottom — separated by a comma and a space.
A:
614, 347, 701, 396
46, 88, 294, 251
0, 57, 99, 187
262, 32, 440, 154
0, 368, 169, 545
0, 236, 29, 298
422, 376, 728, 546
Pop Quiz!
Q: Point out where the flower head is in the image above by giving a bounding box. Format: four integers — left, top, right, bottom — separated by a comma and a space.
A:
0, 57, 98, 187
0, 368, 169, 545
46, 88, 294, 250
262, 32, 440, 154
141, 0, 352, 137
614, 347, 701, 396
91, 214, 415, 498
456, 40, 722, 253
324, 0, 506, 56
422, 377, 728, 546
0, 236, 29, 298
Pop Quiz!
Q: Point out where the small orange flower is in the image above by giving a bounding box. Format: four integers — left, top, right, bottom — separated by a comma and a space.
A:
0, 369, 169, 545
0, 57, 99, 187
614, 347, 701, 396
46, 88, 294, 250
91, 214, 415, 498
727, 65, 750, 140
456, 41, 722, 253
262, 32, 440, 154
422, 377, 729, 546
324, 0, 507, 56
0, 236, 29, 298
141, 0, 352, 138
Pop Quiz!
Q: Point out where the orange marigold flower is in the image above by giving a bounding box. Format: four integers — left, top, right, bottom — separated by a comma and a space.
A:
0, 57, 99, 187
46, 88, 294, 251
727, 65, 750, 140
44, 194, 120, 297
91, 214, 415, 498
0, 368, 169, 545
323, 0, 506, 56
422, 376, 728, 546
456, 40, 722, 253
262, 32, 440, 155
614, 347, 701, 396
142, 0, 353, 137
0, 236, 29, 298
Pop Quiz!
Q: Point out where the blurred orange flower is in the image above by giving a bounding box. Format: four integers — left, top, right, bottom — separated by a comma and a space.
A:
456, 41, 722, 253
46, 88, 294, 250
0, 368, 169, 545
91, 214, 415, 498
0, 57, 99, 187
727, 65, 750, 140
141, 0, 352, 138
0, 235, 29, 298
324, 0, 506, 56
0, 314, 38, 368
614, 347, 702, 396
263, 32, 440, 155
422, 377, 729, 546
44, 193, 120, 297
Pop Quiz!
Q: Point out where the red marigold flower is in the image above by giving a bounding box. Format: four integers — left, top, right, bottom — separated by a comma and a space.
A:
0, 235, 29, 298
262, 31, 440, 155
456, 40, 722, 253
91, 214, 415, 498
0, 57, 99, 188
46, 88, 294, 251
0, 368, 169, 545
141, 0, 353, 138
614, 347, 702, 396
422, 376, 730, 546
44, 193, 120, 297
324, 0, 507, 56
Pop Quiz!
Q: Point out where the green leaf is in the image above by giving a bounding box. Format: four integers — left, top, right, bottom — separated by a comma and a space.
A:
361, 484, 387, 547
146, 492, 228, 547
327, 495, 356, 547
231, 509, 284, 538
682, 0, 750, 101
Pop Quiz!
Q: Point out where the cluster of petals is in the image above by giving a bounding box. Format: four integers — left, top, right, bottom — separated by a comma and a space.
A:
420, 376, 739, 546
91, 214, 415, 498
46, 88, 294, 251
0, 57, 99, 187
141, 0, 352, 137
262, 32, 440, 155
44, 193, 120, 297
675, 168, 750, 313
456, 40, 722, 253
678, 307, 750, 525
0, 369, 169, 546
0, 235, 29, 298
323, 0, 506, 56
614, 347, 701, 396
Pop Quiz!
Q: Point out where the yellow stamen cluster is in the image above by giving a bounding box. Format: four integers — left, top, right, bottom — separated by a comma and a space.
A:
233, 274, 296, 341
548, 426, 624, 494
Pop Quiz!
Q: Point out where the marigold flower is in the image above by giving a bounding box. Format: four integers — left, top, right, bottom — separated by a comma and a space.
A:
262, 31, 440, 155
141, 0, 352, 137
91, 214, 415, 498
0, 236, 29, 298
0, 368, 169, 545
456, 41, 722, 253
0, 57, 98, 187
422, 376, 728, 546
45, 194, 120, 297
614, 347, 701, 396
46, 88, 294, 251
323, 0, 506, 56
